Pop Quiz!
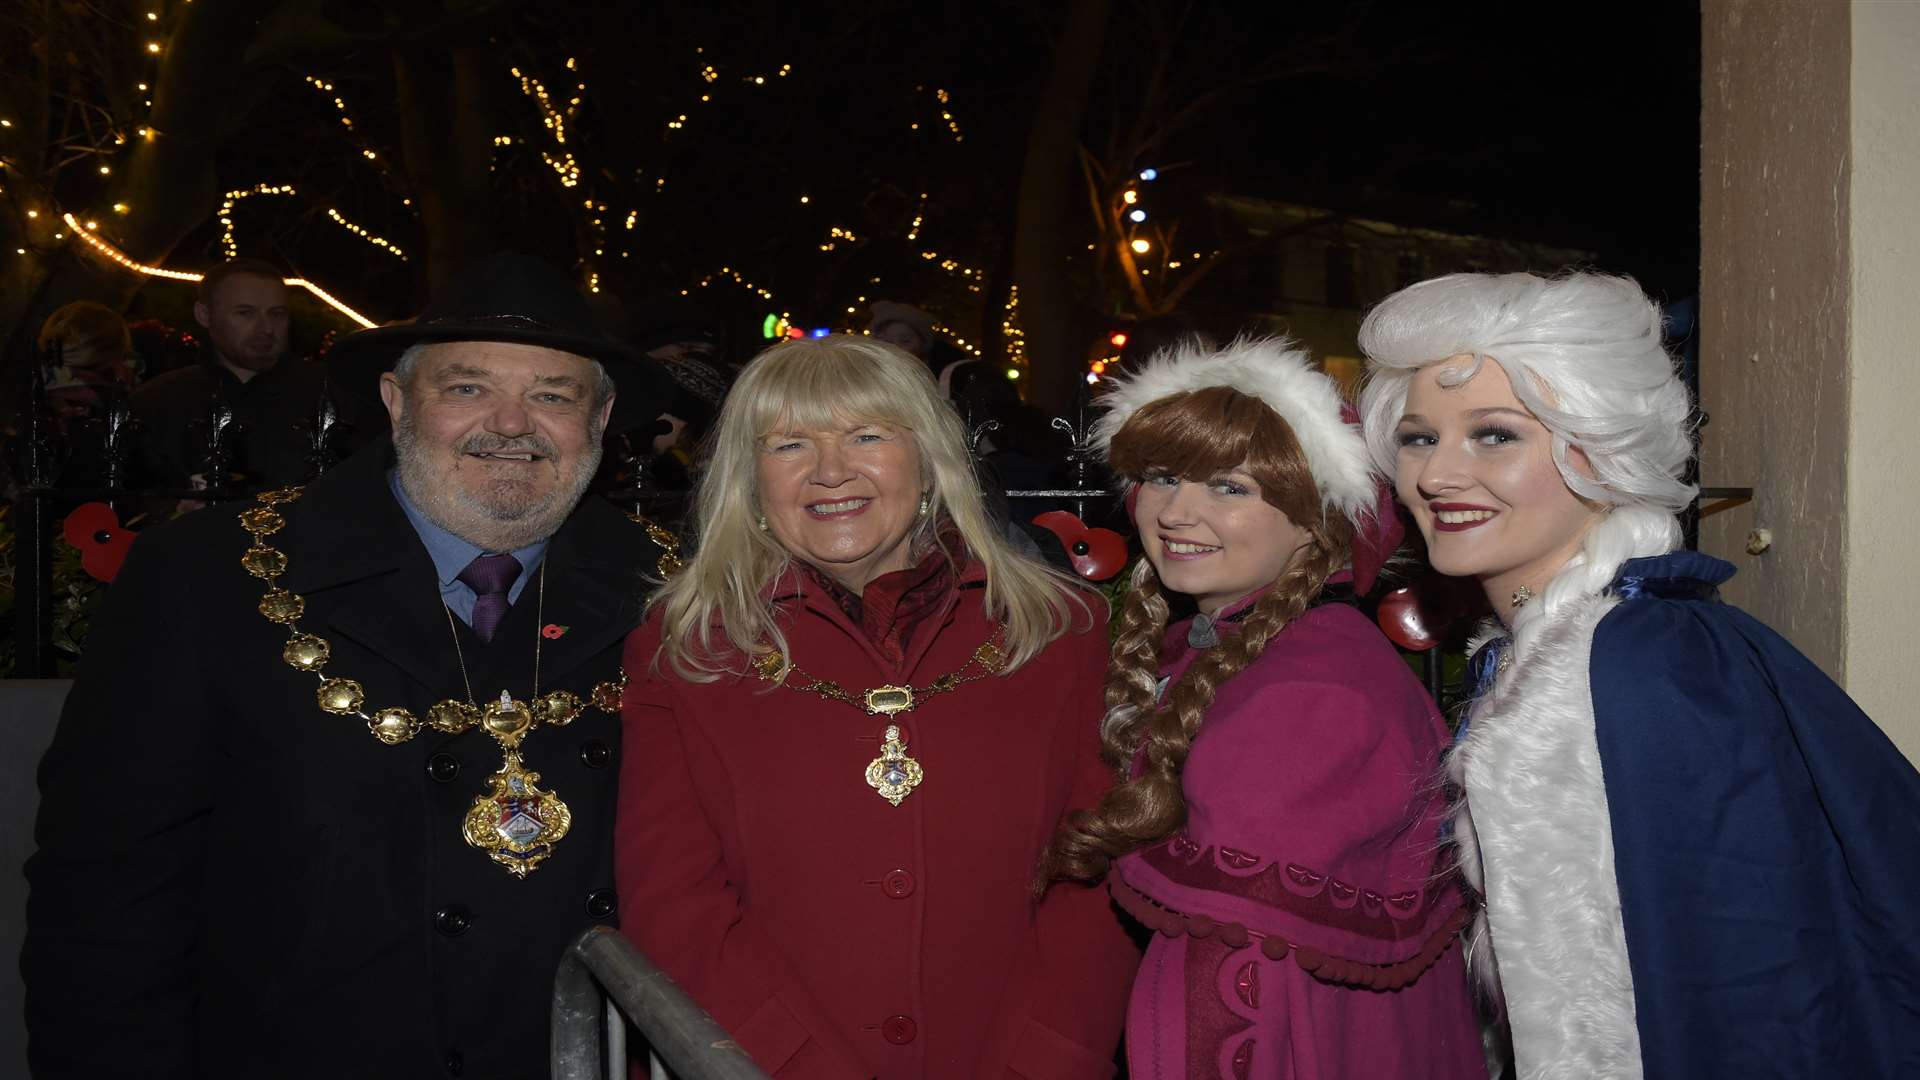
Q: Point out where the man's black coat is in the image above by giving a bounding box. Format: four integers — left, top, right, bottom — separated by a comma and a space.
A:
23, 439, 664, 1079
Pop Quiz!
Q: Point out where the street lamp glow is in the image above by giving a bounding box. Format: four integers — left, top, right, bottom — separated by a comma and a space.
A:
1128, 209, 1146, 223
1130, 238, 1151, 254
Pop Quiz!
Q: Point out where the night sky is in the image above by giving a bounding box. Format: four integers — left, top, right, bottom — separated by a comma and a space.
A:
1115, 1, 1704, 300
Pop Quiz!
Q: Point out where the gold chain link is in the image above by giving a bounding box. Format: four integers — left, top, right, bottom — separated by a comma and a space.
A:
755, 637, 1005, 717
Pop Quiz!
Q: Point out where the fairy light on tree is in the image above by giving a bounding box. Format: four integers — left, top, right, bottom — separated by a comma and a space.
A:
1001, 284, 1028, 372
933, 88, 964, 142
217, 184, 297, 258
510, 63, 584, 187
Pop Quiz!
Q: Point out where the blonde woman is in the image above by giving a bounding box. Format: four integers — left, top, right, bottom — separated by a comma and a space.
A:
616, 335, 1138, 1079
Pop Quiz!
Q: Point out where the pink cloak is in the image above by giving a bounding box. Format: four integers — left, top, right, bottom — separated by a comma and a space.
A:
1113, 591, 1485, 1080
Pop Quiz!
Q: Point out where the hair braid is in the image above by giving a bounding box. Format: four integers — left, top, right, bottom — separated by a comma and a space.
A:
1099, 557, 1169, 751
1041, 524, 1348, 885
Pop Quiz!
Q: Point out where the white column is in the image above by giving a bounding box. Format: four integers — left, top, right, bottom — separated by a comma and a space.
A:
1845, 1, 1920, 759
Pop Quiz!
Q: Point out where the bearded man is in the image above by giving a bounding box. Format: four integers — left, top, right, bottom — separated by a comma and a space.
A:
23, 255, 673, 1079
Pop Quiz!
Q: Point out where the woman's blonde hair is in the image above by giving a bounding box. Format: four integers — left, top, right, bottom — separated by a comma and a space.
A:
650, 334, 1088, 680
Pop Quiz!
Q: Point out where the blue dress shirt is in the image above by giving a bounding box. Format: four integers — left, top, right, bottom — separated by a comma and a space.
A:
387, 470, 549, 627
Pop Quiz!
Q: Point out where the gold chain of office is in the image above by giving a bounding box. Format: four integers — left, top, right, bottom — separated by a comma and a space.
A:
234, 486, 628, 877
752, 635, 1005, 806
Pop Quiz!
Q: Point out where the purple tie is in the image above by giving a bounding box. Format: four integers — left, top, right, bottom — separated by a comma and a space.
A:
457, 553, 521, 642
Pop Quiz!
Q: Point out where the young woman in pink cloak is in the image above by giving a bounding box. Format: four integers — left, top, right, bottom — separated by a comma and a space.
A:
1045, 338, 1486, 1080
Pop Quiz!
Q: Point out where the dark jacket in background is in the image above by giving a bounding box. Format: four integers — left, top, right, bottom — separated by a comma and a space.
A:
129, 350, 335, 493
22, 438, 664, 1079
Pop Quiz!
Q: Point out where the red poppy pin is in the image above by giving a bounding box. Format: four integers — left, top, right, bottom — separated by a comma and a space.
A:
542, 624, 569, 639
62, 502, 138, 583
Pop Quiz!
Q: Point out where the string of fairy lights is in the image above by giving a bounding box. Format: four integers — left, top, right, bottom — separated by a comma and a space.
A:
63, 213, 376, 327
303, 76, 392, 172
215, 184, 406, 262
0, 1, 435, 333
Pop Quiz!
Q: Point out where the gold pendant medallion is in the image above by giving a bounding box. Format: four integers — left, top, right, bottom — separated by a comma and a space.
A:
865, 724, 924, 806
462, 750, 572, 878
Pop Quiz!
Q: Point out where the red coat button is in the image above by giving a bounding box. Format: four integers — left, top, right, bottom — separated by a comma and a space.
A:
881, 1014, 917, 1045
881, 869, 916, 899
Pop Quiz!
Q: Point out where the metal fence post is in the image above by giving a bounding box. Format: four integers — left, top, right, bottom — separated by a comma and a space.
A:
12, 351, 57, 676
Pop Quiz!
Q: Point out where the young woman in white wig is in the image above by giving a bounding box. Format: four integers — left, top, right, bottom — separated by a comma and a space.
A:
1358, 271, 1920, 1079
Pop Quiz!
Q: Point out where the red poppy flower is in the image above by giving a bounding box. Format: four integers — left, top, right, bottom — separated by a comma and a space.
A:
62, 502, 137, 583
542, 623, 568, 639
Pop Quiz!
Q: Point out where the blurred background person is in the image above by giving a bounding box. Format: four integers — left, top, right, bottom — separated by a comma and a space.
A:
35, 301, 138, 434
869, 300, 937, 372
130, 258, 332, 500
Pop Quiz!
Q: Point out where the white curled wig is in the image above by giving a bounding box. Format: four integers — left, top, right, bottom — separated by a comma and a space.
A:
1094, 336, 1378, 519
1356, 272, 1697, 638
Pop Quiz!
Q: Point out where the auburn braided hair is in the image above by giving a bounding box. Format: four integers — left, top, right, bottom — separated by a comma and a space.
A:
1041, 386, 1354, 885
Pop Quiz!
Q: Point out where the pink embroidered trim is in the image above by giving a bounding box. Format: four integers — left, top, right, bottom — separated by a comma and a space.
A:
1144, 835, 1453, 941
1110, 874, 1470, 992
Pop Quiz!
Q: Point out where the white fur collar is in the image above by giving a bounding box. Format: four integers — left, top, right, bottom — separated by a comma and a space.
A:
1450, 593, 1643, 1078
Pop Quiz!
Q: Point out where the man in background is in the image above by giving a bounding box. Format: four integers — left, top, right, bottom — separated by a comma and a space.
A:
130, 257, 333, 498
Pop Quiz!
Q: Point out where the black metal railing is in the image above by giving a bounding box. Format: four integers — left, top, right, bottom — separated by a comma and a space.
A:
5, 343, 361, 674
552, 926, 770, 1080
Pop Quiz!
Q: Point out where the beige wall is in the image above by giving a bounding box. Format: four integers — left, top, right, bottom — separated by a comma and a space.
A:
1845, 4, 1920, 756
1702, 0, 1920, 761
1699, 0, 1851, 671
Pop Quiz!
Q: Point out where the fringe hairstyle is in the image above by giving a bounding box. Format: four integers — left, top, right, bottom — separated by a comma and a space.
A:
1042, 386, 1354, 883
649, 334, 1088, 680
1355, 272, 1696, 651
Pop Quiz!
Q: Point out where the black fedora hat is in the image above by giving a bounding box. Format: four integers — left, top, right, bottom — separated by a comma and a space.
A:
326, 253, 670, 424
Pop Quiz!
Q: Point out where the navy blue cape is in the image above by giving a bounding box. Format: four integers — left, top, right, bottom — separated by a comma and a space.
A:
1591, 552, 1920, 1078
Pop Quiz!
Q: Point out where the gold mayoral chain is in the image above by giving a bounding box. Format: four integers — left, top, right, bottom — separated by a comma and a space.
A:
753, 636, 1005, 806
237, 487, 628, 878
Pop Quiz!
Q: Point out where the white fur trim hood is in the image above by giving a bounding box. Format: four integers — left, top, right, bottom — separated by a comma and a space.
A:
1091, 337, 1377, 518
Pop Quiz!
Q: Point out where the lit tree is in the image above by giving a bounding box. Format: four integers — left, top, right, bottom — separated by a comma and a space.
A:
1012, 0, 1377, 410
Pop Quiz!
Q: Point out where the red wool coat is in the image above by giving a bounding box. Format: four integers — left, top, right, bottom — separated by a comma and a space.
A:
616, 563, 1138, 1079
